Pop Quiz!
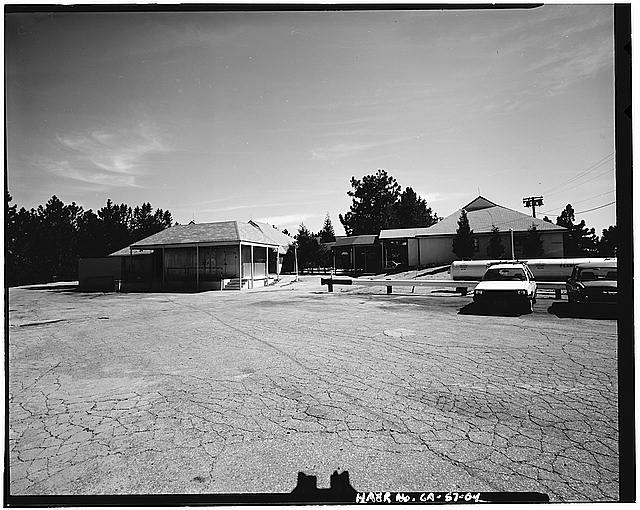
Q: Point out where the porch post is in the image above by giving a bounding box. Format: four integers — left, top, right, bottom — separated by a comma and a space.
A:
250, 244, 254, 289
239, 243, 242, 291
196, 245, 199, 291
276, 247, 281, 281
162, 247, 165, 289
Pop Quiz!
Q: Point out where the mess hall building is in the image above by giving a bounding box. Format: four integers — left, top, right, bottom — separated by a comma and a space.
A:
379, 196, 566, 268
78, 220, 294, 291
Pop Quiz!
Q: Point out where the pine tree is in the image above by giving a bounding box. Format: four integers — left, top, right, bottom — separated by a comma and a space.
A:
486, 225, 505, 258
556, 204, 599, 256
339, 169, 401, 235
598, 225, 618, 257
319, 213, 336, 243
395, 187, 440, 228
295, 223, 321, 271
523, 224, 544, 257
452, 210, 475, 259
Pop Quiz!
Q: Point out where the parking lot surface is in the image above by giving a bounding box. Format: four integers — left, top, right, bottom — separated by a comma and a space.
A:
8, 278, 618, 501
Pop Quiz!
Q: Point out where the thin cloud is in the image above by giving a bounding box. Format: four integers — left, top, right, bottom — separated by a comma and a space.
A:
56, 123, 167, 176
48, 160, 140, 188
420, 191, 471, 204
256, 213, 320, 227
476, 34, 612, 117
311, 135, 420, 161
40, 123, 170, 190
194, 200, 324, 214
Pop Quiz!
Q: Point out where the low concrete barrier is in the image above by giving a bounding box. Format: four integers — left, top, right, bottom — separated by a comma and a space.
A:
320, 277, 565, 298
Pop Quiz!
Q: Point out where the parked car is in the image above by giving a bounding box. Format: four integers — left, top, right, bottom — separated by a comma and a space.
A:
566, 261, 617, 305
473, 262, 537, 313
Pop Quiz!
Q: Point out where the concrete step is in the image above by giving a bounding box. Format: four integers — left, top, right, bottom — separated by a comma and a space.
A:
223, 278, 243, 290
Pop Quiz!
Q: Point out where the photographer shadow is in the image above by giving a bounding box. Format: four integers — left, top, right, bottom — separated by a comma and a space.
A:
548, 301, 617, 320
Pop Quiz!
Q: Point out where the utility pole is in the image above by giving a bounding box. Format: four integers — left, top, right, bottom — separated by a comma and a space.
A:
523, 196, 543, 218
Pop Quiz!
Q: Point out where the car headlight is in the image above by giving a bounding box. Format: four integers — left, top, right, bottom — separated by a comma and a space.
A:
475, 289, 483, 295
516, 290, 527, 295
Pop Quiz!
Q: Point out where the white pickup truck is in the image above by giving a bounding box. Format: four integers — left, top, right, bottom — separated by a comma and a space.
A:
473, 262, 537, 313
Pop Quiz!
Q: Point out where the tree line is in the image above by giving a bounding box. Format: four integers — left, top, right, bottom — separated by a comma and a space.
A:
282, 214, 336, 272
6, 193, 173, 286
6, 168, 618, 284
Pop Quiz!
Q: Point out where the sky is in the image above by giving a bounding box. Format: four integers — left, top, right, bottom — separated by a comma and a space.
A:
5, 5, 616, 237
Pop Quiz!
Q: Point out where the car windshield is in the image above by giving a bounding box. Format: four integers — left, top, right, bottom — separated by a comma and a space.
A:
578, 268, 617, 281
482, 268, 527, 281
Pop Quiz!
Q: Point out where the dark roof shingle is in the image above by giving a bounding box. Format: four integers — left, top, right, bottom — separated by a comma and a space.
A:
332, 235, 378, 247
131, 220, 295, 249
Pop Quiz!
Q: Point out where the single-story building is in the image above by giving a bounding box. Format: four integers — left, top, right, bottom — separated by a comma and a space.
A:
329, 235, 381, 275
380, 196, 566, 267
78, 220, 294, 291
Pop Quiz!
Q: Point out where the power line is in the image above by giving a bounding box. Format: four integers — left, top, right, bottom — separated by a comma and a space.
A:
540, 152, 614, 196
541, 152, 613, 193
539, 190, 615, 216
574, 201, 615, 215
545, 165, 614, 198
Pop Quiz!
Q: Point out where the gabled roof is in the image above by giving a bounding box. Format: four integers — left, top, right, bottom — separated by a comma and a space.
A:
380, 196, 565, 239
131, 220, 295, 250
418, 202, 565, 236
332, 235, 378, 247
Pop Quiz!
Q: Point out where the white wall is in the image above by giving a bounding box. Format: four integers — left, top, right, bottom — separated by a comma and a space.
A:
414, 231, 565, 267
408, 239, 419, 266
418, 237, 455, 266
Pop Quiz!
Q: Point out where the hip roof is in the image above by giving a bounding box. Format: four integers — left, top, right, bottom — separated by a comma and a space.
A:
131, 220, 295, 250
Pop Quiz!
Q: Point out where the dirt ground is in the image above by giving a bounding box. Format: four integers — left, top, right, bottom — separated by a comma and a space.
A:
7, 277, 618, 501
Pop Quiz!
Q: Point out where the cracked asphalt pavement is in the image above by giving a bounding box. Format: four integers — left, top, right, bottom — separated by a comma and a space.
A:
8, 277, 618, 501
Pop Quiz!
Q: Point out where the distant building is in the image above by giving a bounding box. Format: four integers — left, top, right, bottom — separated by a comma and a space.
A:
78, 220, 294, 291
379, 196, 566, 268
